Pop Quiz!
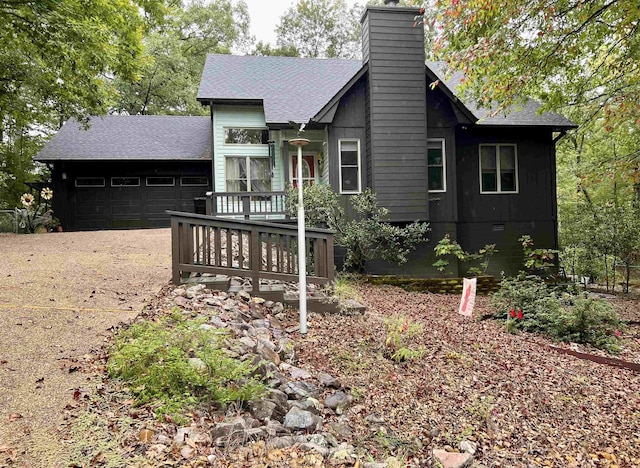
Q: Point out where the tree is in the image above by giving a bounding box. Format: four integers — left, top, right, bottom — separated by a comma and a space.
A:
113, 0, 251, 115
251, 41, 299, 57
426, 0, 639, 131
275, 0, 363, 58
0, 0, 164, 207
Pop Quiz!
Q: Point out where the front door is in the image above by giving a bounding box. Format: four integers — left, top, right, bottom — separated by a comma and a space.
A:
291, 154, 318, 187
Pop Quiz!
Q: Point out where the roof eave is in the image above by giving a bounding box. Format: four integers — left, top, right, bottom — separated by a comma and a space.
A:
424, 64, 478, 124
311, 64, 369, 124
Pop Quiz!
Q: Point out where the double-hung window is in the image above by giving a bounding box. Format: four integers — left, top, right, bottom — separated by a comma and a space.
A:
338, 139, 361, 194
427, 139, 446, 192
479, 144, 518, 193
226, 156, 271, 192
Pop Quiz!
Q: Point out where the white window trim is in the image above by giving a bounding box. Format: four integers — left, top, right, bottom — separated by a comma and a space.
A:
223, 127, 269, 146
225, 155, 271, 192
75, 177, 105, 188
180, 176, 209, 187
479, 144, 519, 194
146, 176, 175, 187
427, 138, 446, 193
338, 139, 362, 194
110, 177, 140, 187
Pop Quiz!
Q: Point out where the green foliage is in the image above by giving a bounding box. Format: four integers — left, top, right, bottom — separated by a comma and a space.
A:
519, 235, 558, 274
107, 315, 266, 421
16, 188, 56, 233
491, 275, 624, 352
286, 184, 430, 272
432, 233, 497, 276
0, 0, 164, 208
384, 315, 425, 363
275, 0, 362, 58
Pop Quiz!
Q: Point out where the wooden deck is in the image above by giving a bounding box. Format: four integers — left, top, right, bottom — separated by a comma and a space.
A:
169, 211, 334, 287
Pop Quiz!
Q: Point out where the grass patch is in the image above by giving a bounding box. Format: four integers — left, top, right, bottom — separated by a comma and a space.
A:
107, 314, 266, 422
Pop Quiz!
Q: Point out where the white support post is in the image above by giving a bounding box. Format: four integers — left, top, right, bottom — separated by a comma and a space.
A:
289, 138, 310, 334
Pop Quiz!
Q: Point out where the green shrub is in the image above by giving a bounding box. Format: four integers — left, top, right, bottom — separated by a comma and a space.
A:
107, 315, 266, 421
384, 315, 425, 363
491, 275, 623, 352
286, 185, 430, 272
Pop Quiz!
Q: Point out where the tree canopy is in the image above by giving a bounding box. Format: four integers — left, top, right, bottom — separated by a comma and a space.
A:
427, 0, 640, 131
0, 0, 165, 206
275, 0, 363, 58
113, 0, 251, 115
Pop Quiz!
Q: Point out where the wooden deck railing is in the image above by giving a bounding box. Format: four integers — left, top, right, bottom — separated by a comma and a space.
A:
169, 211, 334, 287
205, 191, 288, 220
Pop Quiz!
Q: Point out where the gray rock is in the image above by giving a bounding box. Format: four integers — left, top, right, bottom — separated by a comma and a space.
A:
204, 297, 223, 307
173, 288, 187, 297
252, 319, 270, 329
271, 302, 285, 314
459, 440, 477, 455
264, 300, 274, 308
238, 290, 251, 302
319, 373, 341, 389
264, 420, 289, 436
299, 443, 329, 457
209, 316, 226, 328
237, 336, 257, 353
328, 443, 357, 465
188, 357, 206, 371
284, 381, 320, 399
322, 431, 339, 447
289, 397, 322, 414
249, 399, 278, 422
307, 433, 329, 447
281, 363, 311, 380
324, 391, 353, 414
327, 422, 352, 438
199, 324, 214, 331
283, 406, 322, 431
211, 421, 244, 440
244, 427, 266, 440
173, 296, 190, 308
267, 436, 295, 449
277, 337, 296, 362
364, 413, 385, 424
363, 464, 388, 468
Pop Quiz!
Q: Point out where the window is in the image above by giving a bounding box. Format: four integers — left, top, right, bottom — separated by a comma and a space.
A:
427, 139, 446, 192
479, 144, 518, 193
75, 177, 105, 187
338, 139, 361, 194
224, 128, 269, 145
226, 156, 271, 192
111, 177, 140, 187
146, 176, 175, 186
180, 176, 209, 187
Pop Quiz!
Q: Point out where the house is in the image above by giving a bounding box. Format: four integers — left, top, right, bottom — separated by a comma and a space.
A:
36, 2, 576, 276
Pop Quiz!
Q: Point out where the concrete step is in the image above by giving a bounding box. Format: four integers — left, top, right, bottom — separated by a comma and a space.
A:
181, 275, 231, 291
228, 284, 286, 303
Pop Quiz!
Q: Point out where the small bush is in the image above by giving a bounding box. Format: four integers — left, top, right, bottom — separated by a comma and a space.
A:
384, 315, 425, 363
107, 315, 266, 421
491, 275, 624, 352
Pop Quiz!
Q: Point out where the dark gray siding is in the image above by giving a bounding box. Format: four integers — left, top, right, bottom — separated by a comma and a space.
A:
51, 161, 211, 231
362, 6, 428, 221
328, 79, 367, 192
426, 86, 460, 224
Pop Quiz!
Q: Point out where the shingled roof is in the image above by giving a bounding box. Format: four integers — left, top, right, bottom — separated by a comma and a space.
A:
426, 61, 577, 129
35, 115, 211, 161
197, 54, 362, 125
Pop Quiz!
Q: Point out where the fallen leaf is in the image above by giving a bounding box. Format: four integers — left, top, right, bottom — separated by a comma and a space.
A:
139, 429, 155, 443
8, 413, 23, 422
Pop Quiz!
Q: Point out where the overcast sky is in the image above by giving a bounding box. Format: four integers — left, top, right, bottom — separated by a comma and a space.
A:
243, 0, 363, 45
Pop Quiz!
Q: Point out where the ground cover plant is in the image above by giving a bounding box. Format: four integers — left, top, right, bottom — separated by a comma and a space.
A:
492, 275, 625, 353
107, 311, 266, 423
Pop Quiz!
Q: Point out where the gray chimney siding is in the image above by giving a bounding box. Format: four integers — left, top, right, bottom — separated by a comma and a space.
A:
362, 6, 429, 221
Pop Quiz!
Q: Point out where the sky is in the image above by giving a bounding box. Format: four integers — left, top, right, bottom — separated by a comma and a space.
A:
243, 0, 363, 45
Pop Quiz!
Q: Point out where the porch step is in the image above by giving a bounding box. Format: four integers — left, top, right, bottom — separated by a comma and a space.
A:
228, 284, 286, 303
284, 293, 366, 315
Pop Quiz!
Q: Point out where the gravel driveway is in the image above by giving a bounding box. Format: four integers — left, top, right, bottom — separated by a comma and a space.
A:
0, 229, 171, 467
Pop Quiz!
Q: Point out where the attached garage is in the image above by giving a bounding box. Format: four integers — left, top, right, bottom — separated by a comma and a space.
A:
36, 116, 212, 231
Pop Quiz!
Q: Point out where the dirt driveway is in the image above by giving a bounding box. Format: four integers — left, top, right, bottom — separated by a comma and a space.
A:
0, 229, 171, 467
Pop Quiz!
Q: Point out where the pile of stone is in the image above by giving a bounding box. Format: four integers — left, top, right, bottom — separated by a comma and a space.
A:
166, 283, 364, 466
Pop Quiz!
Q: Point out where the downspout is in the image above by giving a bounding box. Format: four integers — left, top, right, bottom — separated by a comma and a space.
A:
210, 101, 215, 193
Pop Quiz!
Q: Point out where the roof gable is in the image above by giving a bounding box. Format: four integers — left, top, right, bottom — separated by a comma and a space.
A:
426, 61, 577, 129
35, 115, 211, 161
197, 54, 362, 125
